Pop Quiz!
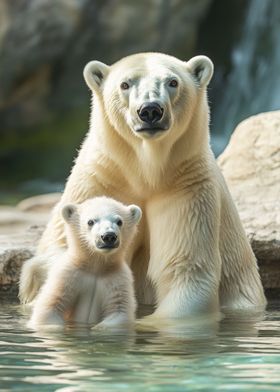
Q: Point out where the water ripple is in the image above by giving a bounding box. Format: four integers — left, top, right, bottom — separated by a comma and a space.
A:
0, 303, 279, 391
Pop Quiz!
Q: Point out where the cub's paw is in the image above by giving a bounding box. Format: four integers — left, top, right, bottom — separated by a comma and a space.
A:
92, 315, 135, 332
135, 314, 167, 332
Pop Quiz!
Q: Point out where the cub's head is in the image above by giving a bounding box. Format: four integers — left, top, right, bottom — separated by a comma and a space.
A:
83, 52, 213, 142
62, 197, 142, 255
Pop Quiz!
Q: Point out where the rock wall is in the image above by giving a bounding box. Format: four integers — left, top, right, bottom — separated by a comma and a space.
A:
0, 0, 212, 133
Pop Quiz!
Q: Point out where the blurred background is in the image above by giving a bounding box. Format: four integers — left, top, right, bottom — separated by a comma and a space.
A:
0, 0, 279, 203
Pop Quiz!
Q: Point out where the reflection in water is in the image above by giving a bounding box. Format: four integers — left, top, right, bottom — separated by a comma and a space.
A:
0, 302, 279, 391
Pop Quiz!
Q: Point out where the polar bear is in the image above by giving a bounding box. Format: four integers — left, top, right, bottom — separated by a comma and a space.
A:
29, 197, 141, 328
20, 52, 266, 320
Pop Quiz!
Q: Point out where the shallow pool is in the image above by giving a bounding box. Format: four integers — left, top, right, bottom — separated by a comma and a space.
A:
0, 302, 280, 391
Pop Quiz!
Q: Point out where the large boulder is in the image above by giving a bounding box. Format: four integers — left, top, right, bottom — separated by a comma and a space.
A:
218, 111, 280, 292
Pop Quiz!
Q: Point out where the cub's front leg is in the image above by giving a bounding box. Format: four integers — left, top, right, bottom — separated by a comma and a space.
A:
146, 184, 221, 320
29, 262, 80, 328
94, 264, 136, 330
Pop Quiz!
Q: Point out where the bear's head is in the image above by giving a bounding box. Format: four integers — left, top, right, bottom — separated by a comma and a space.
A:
62, 197, 142, 255
83, 52, 213, 143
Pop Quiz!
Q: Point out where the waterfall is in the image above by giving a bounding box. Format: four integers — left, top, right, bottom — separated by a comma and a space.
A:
211, 0, 280, 156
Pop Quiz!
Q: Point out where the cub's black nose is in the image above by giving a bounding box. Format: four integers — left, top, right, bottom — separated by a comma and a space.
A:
101, 232, 117, 245
138, 102, 164, 124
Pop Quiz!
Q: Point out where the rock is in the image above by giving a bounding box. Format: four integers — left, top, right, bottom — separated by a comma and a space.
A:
0, 206, 50, 235
0, 226, 43, 297
0, 192, 57, 235
218, 111, 280, 291
0, 0, 212, 132
17, 192, 61, 213
0, 192, 60, 297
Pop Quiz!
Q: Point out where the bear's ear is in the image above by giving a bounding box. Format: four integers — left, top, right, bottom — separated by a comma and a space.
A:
128, 205, 142, 224
83, 61, 110, 91
186, 56, 213, 87
62, 204, 78, 222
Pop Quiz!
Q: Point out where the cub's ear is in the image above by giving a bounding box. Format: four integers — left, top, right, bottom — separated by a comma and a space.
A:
83, 61, 110, 91
128, 205, 142, 224
62, 204, 78, 222
186, 56, 213, 87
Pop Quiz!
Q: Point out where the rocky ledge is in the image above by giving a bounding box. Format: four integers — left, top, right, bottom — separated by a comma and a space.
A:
0, 111, 279, 299
0, 226, 43, 296
0, 193, 60, 297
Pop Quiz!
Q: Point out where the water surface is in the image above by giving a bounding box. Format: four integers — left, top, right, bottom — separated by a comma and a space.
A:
0, 302, 279, 391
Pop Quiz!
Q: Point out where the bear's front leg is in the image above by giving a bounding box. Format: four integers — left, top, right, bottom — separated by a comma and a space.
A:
93, 264, 136, 330
29, 263, 80, 329
145, 185, 221, 320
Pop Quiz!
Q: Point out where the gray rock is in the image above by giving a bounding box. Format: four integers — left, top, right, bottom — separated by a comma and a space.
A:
0, 192, 57, 298
0, 197, 52, 298
218, 111, 280, 290
0, 0, 212, 131
0, 226, 43, 298
17, 192, 61, 213
0, 206, 50, 235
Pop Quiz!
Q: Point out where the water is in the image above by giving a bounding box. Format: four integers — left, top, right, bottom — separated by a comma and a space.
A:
0, 302, 280, 391
211, 0, 280, 155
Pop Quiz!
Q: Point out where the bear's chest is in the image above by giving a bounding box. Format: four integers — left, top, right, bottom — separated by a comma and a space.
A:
72, 273, 102, 325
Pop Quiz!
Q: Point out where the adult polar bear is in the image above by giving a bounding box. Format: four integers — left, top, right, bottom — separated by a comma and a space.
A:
19, 53, 266, 318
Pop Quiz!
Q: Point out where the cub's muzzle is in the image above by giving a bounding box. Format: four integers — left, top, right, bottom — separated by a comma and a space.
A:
97, 231, 119, 249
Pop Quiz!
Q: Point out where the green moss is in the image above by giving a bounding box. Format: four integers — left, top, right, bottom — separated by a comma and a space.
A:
0, 108, 90, 202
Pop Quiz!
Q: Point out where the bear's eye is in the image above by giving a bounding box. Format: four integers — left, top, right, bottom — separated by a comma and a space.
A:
169, 79, 178, 88
116, 219, 123, 227
87, 219, 95, 227
120, 82, 129, 90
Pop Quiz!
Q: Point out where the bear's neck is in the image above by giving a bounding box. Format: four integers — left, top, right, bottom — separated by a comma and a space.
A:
87, 95, 212, 192
73, 252, 123, 276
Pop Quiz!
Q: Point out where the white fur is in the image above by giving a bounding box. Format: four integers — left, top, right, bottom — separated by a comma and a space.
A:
29, 197, 140, 329
20, 53, 266, 323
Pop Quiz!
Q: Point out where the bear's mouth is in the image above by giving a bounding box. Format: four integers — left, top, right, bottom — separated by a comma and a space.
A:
137, 127, 165, 132
96, 242, 119, 250
135, 126, 169, 137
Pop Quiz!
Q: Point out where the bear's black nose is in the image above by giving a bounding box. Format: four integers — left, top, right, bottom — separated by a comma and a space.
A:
101, 232, 117, 245
138, 102, 164, 124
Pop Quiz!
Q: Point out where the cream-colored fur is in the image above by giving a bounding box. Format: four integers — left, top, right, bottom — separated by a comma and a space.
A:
20, 52, 266, 320
29, 197, 141, 328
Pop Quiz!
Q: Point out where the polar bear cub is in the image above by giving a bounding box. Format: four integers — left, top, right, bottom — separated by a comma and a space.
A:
29, 197, 142, 329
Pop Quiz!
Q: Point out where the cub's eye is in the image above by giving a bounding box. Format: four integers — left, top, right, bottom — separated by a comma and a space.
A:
87, 219, 95, 227
169, 79, 178, 88
116, 219, 123, 227
120, 82, 129, 90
